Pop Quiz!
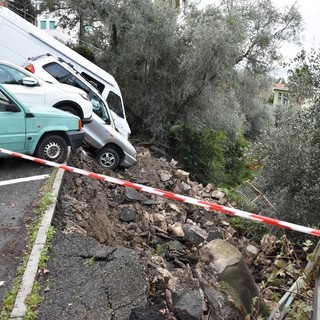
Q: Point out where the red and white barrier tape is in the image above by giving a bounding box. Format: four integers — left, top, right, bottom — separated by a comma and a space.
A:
1, 148, 319, 237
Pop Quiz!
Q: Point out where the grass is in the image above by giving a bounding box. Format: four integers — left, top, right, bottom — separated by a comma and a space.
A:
84, 256, 95, 267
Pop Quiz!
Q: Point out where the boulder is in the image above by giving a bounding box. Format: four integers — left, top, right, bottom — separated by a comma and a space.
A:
199, 239, 267, 316
174, 169, 190, 182
129, 307, 166, 320
125, 187, 143, 201
169, 222, 185, 238
120, 207, 137, 223
159, 170, 172, 182
182, 225, 207, 246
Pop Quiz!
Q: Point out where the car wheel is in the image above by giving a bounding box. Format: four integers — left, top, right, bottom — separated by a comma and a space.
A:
95, 147, 120, 170
59, 105, 79, 117
35, 135, 68, 163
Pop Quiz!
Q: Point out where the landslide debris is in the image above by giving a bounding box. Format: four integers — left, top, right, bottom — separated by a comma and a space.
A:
37, 145, 314, 320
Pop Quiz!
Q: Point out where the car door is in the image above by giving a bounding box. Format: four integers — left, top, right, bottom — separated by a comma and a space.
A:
0, 88, 26, 152
0, 64, 45, 106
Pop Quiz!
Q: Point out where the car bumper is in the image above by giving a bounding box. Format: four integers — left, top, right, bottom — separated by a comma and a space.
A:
120, 150, 137, 167
67, 130, 85, 151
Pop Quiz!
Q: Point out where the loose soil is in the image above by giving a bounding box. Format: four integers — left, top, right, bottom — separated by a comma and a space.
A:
50, 144, 315, 319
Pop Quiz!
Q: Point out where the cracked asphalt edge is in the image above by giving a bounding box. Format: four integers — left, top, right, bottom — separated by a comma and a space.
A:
10, 166, 65, 319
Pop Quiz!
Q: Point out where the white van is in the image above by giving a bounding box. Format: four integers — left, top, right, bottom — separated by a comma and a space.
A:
0, 6, 131, 137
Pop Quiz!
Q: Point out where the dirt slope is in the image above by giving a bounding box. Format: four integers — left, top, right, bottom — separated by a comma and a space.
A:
46, 145, 313, 319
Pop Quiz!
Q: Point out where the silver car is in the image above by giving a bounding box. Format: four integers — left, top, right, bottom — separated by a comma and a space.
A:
83, 113, 136, 170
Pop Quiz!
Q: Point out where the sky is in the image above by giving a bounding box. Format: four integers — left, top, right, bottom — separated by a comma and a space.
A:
196, 0, 320, 77
279, 0, 320, 58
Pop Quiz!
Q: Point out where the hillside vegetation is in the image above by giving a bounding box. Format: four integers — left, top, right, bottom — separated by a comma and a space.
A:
35, 0, 320, 234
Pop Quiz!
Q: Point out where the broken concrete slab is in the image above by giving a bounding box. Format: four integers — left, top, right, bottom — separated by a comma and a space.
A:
37, 231, 148, 320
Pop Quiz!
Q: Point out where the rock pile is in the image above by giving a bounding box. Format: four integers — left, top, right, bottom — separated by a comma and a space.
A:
41, 145, 292, 319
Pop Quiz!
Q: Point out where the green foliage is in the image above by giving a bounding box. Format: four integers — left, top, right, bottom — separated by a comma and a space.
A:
84, 256, 95, 267
287, 48, 320, 105
170, 123, 251, 186
25, 281, 44, 320
251, 104, 320, 227
91, 0, 302, 142
39, 0, 304, 189
235, 70, 275, 140
228, 216, 269, 241
155, 244, 162, 256
39, 226, 56, 269
258, 236, 315, 320
288, 300, 313, 320
72, 45, 95, 62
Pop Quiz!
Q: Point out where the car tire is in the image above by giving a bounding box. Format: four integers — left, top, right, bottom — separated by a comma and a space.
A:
95, 147, 120, 170
59, 105, 79, 117
35, 135, 68, 163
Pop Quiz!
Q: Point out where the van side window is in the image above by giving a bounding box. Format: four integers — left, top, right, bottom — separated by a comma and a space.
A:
107, 91, 124, 118
43, 62, 74, 84
81, 72, 105, 94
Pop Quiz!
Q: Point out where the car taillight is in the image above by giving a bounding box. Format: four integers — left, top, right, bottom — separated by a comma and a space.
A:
25, 64, 35, 73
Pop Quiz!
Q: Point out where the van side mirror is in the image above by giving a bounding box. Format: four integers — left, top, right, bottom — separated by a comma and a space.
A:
22, 77, 38, 87
105, 118, 111, 125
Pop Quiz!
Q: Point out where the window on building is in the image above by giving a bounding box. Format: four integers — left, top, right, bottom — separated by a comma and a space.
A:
49, 21, 55, 30
40, 21, 47, 29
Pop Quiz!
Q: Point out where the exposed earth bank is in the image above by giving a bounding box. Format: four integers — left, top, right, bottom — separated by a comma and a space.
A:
36, 145, 312, 320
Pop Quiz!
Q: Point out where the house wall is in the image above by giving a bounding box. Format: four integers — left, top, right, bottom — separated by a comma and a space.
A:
31, 0, 78, 44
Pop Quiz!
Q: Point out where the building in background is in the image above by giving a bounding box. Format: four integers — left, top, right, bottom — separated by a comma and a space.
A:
1, 0, 78, 44
31, 0, 78, 44
273, 83, 290, 107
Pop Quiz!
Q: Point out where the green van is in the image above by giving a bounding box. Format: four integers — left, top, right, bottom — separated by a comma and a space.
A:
0, 84, 85, 163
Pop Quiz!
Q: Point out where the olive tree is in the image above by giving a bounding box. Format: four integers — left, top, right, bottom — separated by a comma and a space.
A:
95, 0, 183, 140
38, 0, 304, 186
39, 0, 107, 43
39, 0, 303, 139
287, 48, 320, 106
251, 105, 320, 227
9, 0, 36, 23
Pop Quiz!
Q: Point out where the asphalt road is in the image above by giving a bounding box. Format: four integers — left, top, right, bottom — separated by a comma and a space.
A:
0, 157, 52, 303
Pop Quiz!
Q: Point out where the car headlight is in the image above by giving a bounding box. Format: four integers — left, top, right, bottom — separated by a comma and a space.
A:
79, 92, 89, 100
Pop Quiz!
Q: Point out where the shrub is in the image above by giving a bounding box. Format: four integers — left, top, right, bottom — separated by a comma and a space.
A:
251, 104, 320, 227
72, 45, 96, 62
170, 123, 250, 186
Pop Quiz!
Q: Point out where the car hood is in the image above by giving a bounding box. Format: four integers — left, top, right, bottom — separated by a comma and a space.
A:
90, 113, 127, 141
52, 82, 87, 95
25, 103, 79, 119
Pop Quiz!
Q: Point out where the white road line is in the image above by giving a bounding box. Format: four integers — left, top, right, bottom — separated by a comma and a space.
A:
0, 174, 49, 186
